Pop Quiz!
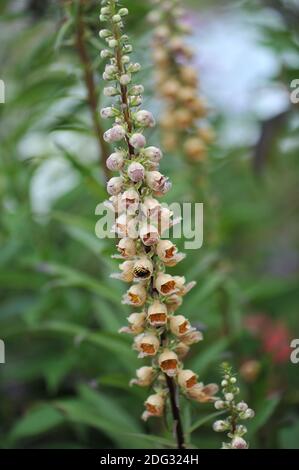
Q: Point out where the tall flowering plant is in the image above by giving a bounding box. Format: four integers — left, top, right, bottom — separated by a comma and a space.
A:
149, 0, 214, 162
99, 0, 218, 448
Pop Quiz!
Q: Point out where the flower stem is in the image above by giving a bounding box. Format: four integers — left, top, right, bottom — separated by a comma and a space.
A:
113, 23, 135, 156
165, 374, 186, 449
76, 0, 110, 180
161, 330, 185, 449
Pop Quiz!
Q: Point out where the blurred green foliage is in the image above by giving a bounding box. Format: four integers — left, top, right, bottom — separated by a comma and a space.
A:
0, 0, 298, 449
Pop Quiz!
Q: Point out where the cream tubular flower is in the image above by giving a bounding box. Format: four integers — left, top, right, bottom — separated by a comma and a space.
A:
142, 393, 165, 421
139, 223, 160, 246
134, 333, 160, 358
147, 300, 168, 327
110, 260, 135, 282
155, 273, 178, 296
178, 369, 198, 390
133, 256, 154, 280
122, 284, 147, 307
117, 238, 136, 258
158, 350, 179, 377
169, 314, 194, 336
130, 366, 155, 387
119, 312, 146, 335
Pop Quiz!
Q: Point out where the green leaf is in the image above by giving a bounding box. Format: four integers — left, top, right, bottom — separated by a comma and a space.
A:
33, 320, 137, 372
37, 262, 120, 305
279, 422, 299, 449
190, 338, 230, 374
184, 272, 227, 312
9, 405, 64, 442
125, 433, 176, 448
78, 384, 140, 432
55, 18, 74, 50
247, 395, 281, 436
189, 411, 226, 433
53, 399, 148, 448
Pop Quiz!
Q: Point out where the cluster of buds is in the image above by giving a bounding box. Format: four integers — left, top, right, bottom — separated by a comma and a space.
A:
212, 363, 255, 449
99, 0, 218, 422
148, 0, 214, 162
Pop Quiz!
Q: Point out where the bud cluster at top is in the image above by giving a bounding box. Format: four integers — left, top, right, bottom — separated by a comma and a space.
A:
99, 0, 218, 421
212, 363, 255, 449
149, 0, 215, 162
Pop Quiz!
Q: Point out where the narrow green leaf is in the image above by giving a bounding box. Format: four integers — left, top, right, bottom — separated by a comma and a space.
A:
189, 411, 226, 433
190, 338, 230, 373
247, 395, 281, 436
9, 405, 64, 442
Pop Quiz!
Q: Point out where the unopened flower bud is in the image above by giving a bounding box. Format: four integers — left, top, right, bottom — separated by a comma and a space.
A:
129, 62, 141, 73
107, 176, 124, 195
127, 161, 145, 182
106, 151, 124, 171
119, 8, 129, 16
129, 85, 144, 96
129, 95, 143, 107
99, 29, 111, 39
104, 86, 118, 97
100, 107, 115, 119
119, 73, 131, 85
100, 6, 110, 15
122, 55, 130, 64
108, 38, 118, 48
112, 14, 122, 23
213, 420, 228, 432
104, 125, 126, 143
225, 393, 234, 402
129, 133, 146, 149
215, 400, 225, 410
123, 44, 133, 54
243, 408, 255, 419
231, 437, 248, 449
135, 110, 156, 128
236, 401, 248, 412
144, 146, 163, 162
